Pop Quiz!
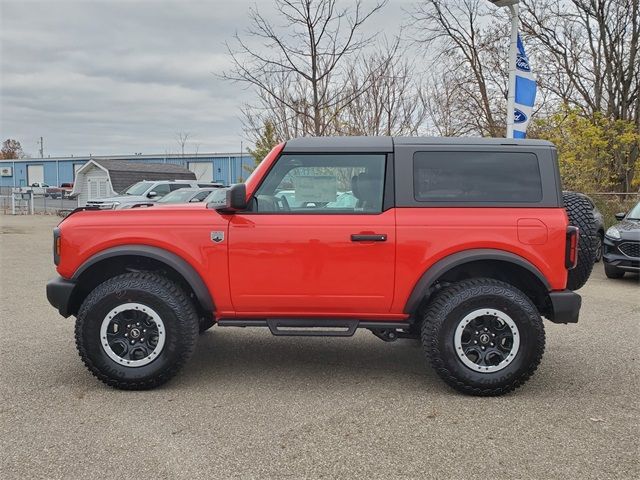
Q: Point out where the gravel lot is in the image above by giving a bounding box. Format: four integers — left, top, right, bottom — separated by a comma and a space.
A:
1, 214, 638, 479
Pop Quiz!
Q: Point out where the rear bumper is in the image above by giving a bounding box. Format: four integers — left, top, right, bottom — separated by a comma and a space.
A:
46, 276, 76, 318
548, 290, 581, 324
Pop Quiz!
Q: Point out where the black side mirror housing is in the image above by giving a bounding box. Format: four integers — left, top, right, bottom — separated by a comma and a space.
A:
614, 212, 626, 221
208, 183, 247, 213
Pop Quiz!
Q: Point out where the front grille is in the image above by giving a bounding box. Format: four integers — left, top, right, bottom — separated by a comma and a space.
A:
619, 242, 640, 258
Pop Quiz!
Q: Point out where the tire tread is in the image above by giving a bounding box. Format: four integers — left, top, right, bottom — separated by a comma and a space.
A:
422, 278, 545, 396
75, 272, 199, 390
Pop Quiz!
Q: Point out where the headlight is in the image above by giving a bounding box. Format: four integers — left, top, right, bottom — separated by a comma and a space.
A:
606, 226, 621, 239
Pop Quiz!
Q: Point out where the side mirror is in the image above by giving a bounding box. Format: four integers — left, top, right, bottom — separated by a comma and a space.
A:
208, 183, 247, 212
614, 212, 626, 221
147, 191, 158, 198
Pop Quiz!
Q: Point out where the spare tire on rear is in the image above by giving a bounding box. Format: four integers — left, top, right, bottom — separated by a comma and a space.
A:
563, 192, 597, 290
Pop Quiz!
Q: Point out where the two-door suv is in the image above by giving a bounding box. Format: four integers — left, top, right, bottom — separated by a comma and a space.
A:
47, 137, 595, 395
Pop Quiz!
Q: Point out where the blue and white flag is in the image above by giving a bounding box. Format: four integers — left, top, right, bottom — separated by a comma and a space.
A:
513, 34, 537, 139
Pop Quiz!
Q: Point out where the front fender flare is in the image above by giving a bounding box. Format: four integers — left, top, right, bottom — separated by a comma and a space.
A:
73, 245, 215, 313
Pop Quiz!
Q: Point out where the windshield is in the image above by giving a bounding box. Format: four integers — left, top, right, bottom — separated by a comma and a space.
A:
157, 189, 196, 203
626, 202, 640, 220
124, 181, 154, 196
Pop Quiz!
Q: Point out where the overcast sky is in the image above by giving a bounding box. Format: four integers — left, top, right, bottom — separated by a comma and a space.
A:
0, 0, 408, 157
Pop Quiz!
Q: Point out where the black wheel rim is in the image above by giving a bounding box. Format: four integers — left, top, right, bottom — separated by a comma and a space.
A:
454, 308, 520, 373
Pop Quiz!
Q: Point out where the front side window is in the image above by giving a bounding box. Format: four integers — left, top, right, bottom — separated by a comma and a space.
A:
151, 183, 172, 197
254, 154, 386, 213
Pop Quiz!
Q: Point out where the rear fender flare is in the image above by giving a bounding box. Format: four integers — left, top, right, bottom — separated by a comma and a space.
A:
404, 249, 550, 314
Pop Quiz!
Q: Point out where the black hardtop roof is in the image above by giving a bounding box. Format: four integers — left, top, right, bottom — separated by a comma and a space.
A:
282, 136, 554, 153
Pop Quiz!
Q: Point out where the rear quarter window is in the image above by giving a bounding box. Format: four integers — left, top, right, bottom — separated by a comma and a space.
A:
413, 151, 543, 203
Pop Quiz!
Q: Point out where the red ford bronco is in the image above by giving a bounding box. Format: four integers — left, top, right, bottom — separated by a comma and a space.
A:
47, 137, 596, 395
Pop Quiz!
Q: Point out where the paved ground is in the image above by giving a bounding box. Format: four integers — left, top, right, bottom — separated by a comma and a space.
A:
1, 214, 638, 479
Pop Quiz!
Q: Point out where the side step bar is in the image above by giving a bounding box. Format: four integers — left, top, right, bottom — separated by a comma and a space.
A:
217, 318, 411, 337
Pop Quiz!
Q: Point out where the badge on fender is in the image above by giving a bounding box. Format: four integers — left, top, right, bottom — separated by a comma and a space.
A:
210, 231, 224, 243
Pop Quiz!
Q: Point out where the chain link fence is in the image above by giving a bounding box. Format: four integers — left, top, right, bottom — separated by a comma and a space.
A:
0, 186, 78, 215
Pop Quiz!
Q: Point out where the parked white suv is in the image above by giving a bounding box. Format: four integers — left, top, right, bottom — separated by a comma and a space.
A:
86, 180, 219, 209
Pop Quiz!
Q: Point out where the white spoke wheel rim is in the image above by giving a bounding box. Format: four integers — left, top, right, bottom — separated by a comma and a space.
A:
454, 308, 520, 373
100, 303, 166, 368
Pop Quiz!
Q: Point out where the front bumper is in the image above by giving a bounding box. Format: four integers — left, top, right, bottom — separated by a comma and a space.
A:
46, 276, 76, 317
603, 237, 640, 272
548, 290, 581, 324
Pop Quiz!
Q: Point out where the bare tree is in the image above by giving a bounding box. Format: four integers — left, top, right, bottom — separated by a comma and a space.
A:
521, 0, 639, 191
340, 38, 429, 136
521, 0, 639, 124
175, 132, 191, 157
408, 0, 510, 137
224, 0, 387, 139
422, 63, 476, 137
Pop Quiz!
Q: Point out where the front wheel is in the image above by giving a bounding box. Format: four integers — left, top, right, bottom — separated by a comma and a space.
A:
75, 272, 199, 389
422, 278, 545, 396
594, 233, 603, 262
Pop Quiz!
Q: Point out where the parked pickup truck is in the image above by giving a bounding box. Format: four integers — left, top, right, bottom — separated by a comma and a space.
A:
46, 137, 597, 395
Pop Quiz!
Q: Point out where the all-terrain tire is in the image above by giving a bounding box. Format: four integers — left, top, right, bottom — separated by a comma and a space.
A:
563, 192, 597, 290
604, 263, 625, 279
75, 272, 199, 390
422, 278, 545, 396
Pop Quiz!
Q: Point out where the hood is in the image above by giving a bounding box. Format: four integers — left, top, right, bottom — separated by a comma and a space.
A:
151, 202, 208, 210
614, 218, 640, 241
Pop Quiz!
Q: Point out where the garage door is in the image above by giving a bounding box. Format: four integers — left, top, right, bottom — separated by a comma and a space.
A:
188, 162, 213, 182
27, 164, 44, 185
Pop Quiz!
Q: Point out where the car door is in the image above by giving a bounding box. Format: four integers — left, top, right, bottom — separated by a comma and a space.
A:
228, 152, 396, 316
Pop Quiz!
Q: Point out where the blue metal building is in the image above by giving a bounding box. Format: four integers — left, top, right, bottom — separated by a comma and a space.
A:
0, 152, 253, 188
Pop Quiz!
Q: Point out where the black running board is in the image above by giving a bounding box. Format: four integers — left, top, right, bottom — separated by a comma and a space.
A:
217, 318, 411, 337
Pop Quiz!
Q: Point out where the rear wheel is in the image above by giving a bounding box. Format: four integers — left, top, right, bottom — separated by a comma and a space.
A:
75, 272, 199, 389
422, 278, 545, 396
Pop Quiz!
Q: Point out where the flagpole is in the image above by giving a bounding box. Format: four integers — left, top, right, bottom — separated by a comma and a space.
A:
506, 3, 519, 138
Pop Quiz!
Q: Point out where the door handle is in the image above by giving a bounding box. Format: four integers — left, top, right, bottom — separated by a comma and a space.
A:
351, 234, 387, 242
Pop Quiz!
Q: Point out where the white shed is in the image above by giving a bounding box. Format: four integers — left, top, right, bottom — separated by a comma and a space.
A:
71, 159, 196, 206
71, 160, 114, 206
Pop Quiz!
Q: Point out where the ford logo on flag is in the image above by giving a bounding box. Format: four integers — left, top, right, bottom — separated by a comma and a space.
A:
516, 54, 530, 72
514, 109, 527, 123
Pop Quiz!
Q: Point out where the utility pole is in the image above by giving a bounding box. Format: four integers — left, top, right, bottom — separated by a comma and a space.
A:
39, 137, 44, 158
